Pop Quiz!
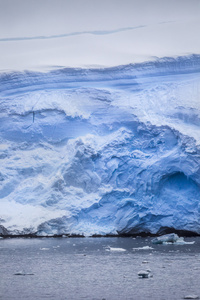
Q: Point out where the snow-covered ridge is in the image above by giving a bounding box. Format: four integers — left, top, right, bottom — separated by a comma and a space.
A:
0, 55, 200, 236
1, 55, 200, 95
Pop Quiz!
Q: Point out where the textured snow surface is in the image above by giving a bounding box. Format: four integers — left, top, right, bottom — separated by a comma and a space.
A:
0, 55, 200, 235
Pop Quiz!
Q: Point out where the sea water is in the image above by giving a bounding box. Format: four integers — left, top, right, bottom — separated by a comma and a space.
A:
0, 237, 200, 300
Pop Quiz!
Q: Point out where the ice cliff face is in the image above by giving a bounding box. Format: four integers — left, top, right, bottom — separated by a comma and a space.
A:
0, 55, 200, 236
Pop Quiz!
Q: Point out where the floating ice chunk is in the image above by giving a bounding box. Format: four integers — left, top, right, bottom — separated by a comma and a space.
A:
152, 234, 195, 245
106, 247, 126, 252
184, 295, 199, 299
138, 271, 149, 278
138, 269, 152, 279
151, 233, 179, 244
133, 246, 154, 250
175, 237, 195, 245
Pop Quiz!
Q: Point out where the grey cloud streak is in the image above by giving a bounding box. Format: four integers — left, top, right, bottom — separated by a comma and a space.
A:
0, 25, 146, 42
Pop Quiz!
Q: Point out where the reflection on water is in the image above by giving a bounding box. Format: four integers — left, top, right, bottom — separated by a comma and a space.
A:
0, 237, 200, 300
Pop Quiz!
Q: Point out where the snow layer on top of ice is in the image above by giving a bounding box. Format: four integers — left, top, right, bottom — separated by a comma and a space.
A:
0, 0, 200, 71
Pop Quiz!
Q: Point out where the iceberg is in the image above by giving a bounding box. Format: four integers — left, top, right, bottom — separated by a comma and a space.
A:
152, 233, 195, 245
0, 55, 200, 236
151, 233, 179, 244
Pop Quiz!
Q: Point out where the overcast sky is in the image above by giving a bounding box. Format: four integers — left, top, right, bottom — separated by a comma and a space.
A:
0, 0, 199, 37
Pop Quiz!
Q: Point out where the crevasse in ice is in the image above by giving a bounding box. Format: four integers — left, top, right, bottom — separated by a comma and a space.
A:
0, 55, 200, 236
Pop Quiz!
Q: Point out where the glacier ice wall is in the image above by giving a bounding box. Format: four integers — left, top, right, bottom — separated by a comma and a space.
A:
0, 55, 200, 236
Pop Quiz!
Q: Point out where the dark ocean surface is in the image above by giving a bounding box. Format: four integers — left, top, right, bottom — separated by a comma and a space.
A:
0, 237, 200, 300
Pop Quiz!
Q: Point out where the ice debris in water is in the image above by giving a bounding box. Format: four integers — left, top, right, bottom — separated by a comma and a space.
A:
133, 246, 154, 250
106, 247, 126, 252
151, 233, 195, 245
152, 233, 179, 244
184, 295, 199, 299
138, 269, 153, 279
39, 248, 50, 251
175, 237, 195, 245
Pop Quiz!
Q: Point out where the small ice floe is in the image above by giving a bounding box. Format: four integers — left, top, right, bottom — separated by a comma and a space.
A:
175, 237, 195, 245
142, 260, 149, 264
184, 295, 199, 299
151, 233, 195, 245
106, 246, 126, 252
133, 246, 154, 250
138, 269, 153, 279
